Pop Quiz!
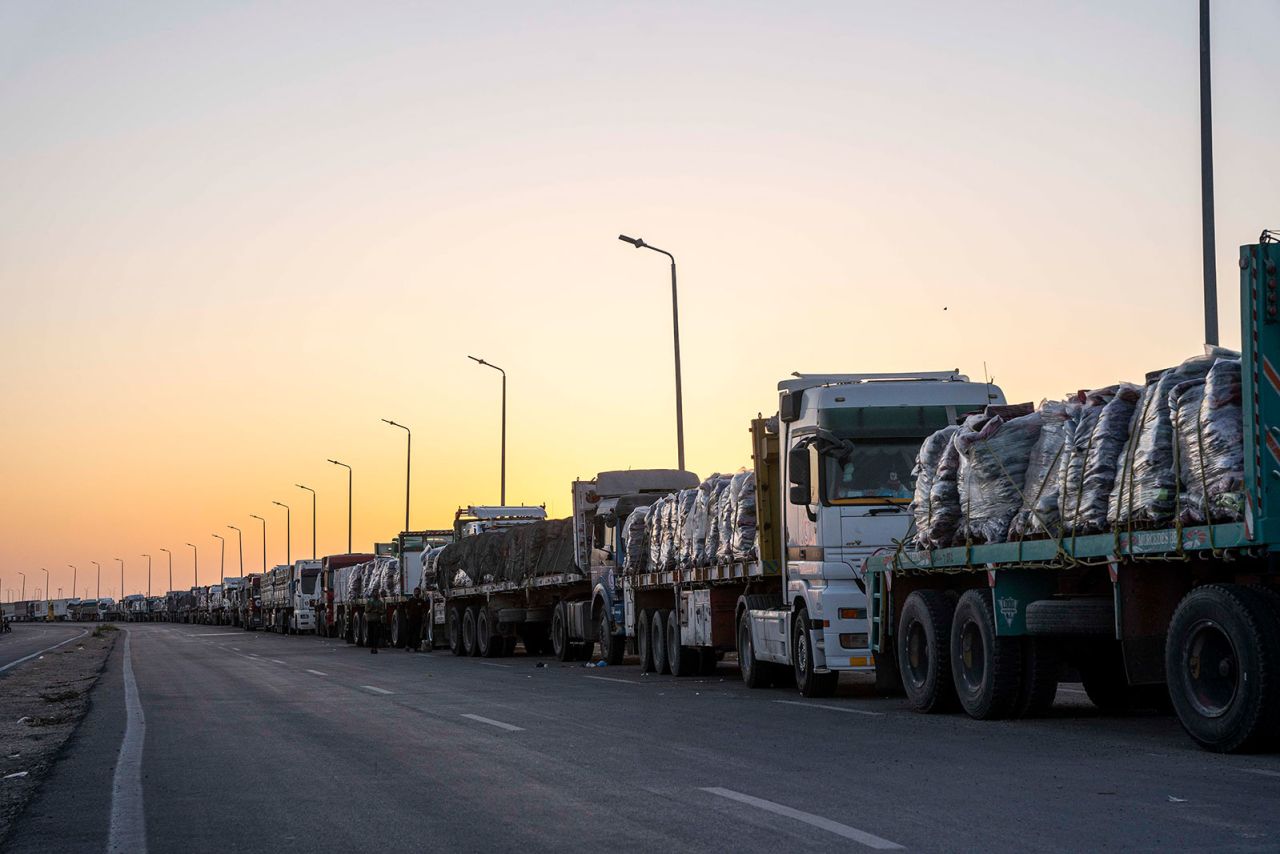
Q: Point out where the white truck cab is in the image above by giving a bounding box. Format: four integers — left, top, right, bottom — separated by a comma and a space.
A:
747, 371, 1003, 696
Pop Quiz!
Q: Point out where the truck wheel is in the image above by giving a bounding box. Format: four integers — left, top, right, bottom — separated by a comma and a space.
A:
462, 607, 479, 657
1166, 584, 1280, 753
738, 611, 773, 689
1025, 598, 1115, 637
793, 609, 838, 698
598, 612, 624, 666
890, 591, 946, 710
950, 590, 1022, 720
477, 609, 497, 658
448, 607, 463, 656
651, 609, 670, 675
667, 609, 698, 677
1015, 637, 1060, 718
552, 603, 573, 662
637, 610, 655, 673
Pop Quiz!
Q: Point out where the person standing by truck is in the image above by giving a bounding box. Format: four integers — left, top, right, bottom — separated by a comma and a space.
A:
366, 588, 386, 654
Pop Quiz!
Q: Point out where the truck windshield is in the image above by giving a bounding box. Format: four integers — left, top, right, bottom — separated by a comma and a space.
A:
824, 439, 919, 503
300, 575, 318, 594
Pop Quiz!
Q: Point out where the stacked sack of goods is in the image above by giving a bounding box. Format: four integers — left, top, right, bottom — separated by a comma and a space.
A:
346, 556, 401, 600
911, 346, 1243, 549
623, 470, 758, 574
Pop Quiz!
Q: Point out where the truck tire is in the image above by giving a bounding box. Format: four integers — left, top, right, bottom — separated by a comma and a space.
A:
598, 611, 624, 666
1166, 584, 1280, 753
448, 607, 463, 655
651, 609, 671, 675
897, 590, 957, 713
667, 609, 698, 677
552, 603, 573, 662
1015, 637, 1060, 718
738, 610, 774, 689
477, 609, 497, 658
1025, 598, 1115, 637
462, 607, 481, 657
638, 610, 656, 673
950, 590, 1022, 720
793, 609, 839, 698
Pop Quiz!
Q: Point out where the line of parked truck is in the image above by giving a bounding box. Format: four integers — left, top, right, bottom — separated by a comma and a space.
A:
11, 235, 1276, 754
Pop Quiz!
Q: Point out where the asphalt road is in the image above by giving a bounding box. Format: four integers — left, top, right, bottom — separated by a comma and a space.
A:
0, 622, 89, 675
7, 623, 1280, 853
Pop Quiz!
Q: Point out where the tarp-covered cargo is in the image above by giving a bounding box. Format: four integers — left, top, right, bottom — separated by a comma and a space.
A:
434, 518, 577, 593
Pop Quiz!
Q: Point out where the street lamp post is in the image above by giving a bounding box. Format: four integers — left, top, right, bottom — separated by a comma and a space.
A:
18, 572, 25, 601
91, 561, 100, 598
212, 534, 225, 582
42, 567, 49, 605
467, 356, 507, 504
159, 549, 172, 594
227, 525, 244, 578
327, 460, 352, 553
381, 420, 412, 532
114, 559, 123, 601
68, 565, 77, 602
272, 502, 291, 566
185, 544, 198, 588
140, 555, 151, 598
295, 485, 316, 559
1200, 0, 1218, 346
250, 515, 267, 570
618, 234, 686, 471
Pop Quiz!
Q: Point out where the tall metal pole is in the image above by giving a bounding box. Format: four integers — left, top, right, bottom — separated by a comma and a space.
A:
467, 358, 507, 504
1199, 0, 1218, 345
159, 550, 171, 594
68, 565, 77, 601
381, 421, 412, 531
212, 534, 225, 581
18, 572, 25, 601
140, 556, 150, 598
295, 486, 316, 558
91, 561, 100, 598
228, 526, 244, 577
250, 515, 267, 569
42, 568, 49, 610
618, 235, 686, 470
273, 502, 291, 566
327, 461, 352, 553
185, 544, 198, 588
114, 559, 123, 600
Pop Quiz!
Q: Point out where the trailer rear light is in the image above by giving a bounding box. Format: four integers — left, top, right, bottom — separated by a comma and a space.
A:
839, 632, 869, 649
838, 608, 866, 620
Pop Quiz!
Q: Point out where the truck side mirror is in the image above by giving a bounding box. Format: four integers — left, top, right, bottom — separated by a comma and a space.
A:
788, 445, 812, 505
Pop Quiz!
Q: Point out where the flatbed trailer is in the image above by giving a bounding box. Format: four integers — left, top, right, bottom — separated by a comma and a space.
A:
869, 235, 1280, 752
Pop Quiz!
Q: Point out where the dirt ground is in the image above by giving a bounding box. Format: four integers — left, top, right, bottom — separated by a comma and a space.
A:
0, 626, 117, 847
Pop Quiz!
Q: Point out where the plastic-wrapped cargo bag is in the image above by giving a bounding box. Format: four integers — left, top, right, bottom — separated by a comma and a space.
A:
1175, 359, 1245, 524
1072, 383, 1142, 533
1108, 353, 1222, 527
910, 425, 962, 548
1058, 386, 1118, 533
622, 506, 650, 573
732, 470, 758, 560
685, 477, 716, 567
956, 410, 1043, 544
674, 488, 698, 569
1009, 400, 1078, 539
717, 470, 749, 563
923, 434, 964, 549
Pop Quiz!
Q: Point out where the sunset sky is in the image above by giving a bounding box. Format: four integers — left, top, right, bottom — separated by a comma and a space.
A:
2, 2, 1277, 600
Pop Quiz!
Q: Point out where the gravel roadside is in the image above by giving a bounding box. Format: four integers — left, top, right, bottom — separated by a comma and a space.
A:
0, 625, 118, 846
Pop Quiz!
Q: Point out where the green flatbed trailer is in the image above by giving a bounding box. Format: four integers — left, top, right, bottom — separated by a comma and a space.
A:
868, 235, 1280, 752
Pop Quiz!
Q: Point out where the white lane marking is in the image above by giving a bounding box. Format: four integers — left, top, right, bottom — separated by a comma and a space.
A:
460, 714, 524, 732
188, 633, 228, 637
1242, 768, 1280, 778
361, 685, 393, 695
305, 669, 328, 676
270, 659, 287, 664
231, 647, 241, 651
584, 675, 641, 685
774, 699, 884, 717
478, 661, 512, 668
701, 788, 902, 849
0, 628, 89, 673
108, 631, 148, 854
248, 653, 260, 658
